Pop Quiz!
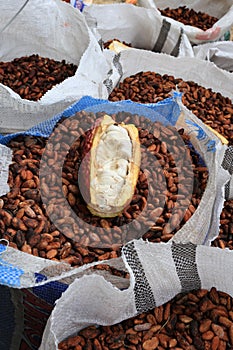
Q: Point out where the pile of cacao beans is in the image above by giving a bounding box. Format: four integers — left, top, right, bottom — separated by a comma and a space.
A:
159, 6, 219, 31
0, 113, 209, 265
109, 72, 233, 251
0, 1, 233, 350
59, 287, 233, 350
0, 55, 77, 101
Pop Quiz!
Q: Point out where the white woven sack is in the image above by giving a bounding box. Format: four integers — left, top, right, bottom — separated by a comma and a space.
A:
1, 91, 232, 349
193, 41, 233, 72
103, 49, 233, 99
0, 0, 109, 133
0, 93, 231, 289
83, 3, 193, 57
138, 0, 233, 44
39, 240, 233, 350
103, 48, 233, 242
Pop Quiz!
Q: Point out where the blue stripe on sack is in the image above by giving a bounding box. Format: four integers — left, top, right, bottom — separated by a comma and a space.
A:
0, 261, 24, 287
0, 244, 7, 254
0, 96, 108, 144
146, 92, 182, 125
0, 95, 181, 145
46, 94, 180, 124
33, 273, 68, 305
0, 244, 24, 287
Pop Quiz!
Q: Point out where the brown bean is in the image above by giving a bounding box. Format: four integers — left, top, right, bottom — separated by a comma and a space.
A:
199, 319, 212, 333
142, 337, 159, 349
202, 330, 214, 340
211, 324, 225, 339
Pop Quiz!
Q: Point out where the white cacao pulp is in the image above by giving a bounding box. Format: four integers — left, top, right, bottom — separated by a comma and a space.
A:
81, 114, 141, 217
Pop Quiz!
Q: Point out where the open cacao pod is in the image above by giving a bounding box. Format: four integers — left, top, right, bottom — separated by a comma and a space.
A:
79, 114, 141, 217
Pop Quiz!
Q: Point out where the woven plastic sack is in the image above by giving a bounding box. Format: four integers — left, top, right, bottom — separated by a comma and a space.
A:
0, 94, 231, 247
83, 3, 193, 57
0, 94, 232, 348
40, 240, 233, 349
0, 95, 185, 349
193, 41, 233, 72
0, 0, 109, 134
138, 0, 233, 44
102, 48, 233, 203
103, 47, 233, 99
